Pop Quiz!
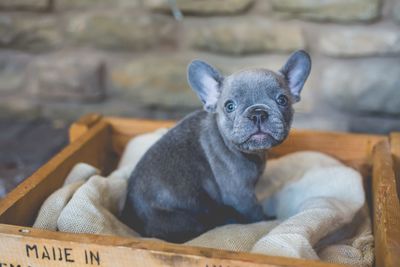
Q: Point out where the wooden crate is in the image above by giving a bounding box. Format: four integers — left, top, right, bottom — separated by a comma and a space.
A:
0, 114, 399, 267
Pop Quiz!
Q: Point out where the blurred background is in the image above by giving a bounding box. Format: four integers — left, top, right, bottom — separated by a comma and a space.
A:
0, 0, 399, 196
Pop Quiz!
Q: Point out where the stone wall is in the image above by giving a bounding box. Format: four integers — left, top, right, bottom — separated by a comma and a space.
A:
0, 0, 399, 133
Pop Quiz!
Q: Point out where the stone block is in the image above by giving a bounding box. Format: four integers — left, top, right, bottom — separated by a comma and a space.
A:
393, 2, 400, 23
0, 51, 32, 95
146, 0, 254, 15
111, 54, 200, 109
0, 15, 63, 52
57, 0, 139, 10
187, 17, 305, 55
322, 59, 400, 115
0, 0, 49, 11
67, 12, 176, 51
271, 0, 380, 22
27, 51, 108, 102
320, 28, 400, 57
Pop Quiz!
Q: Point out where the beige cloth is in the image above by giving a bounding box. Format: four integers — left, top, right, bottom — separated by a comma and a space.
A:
35, 128, 168, 237
33, 163, 99, 230
34, 129, 373, 267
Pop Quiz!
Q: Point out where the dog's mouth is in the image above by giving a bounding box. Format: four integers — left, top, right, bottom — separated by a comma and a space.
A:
243, 131, 276, 143
232, 128, 286, 152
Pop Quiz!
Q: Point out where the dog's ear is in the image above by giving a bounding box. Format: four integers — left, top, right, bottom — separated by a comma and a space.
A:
187, 60, 223, 112
279, 50, 311, 102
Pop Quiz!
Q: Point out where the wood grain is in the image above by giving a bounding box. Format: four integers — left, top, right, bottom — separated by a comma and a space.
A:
390, 132, 400, 199
372, 140, 400, 267
69, 113, 102, 143
0, 224, 346, 267
106, 116, 175, 156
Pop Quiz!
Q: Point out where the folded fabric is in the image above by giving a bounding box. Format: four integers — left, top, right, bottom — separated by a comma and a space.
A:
33, 163, 99, 230
33, 129, 373, 267
57, 174, 138, 237
252, 153, 367, 260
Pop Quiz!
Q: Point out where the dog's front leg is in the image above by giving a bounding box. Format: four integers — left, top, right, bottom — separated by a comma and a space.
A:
227, 191, 265, 223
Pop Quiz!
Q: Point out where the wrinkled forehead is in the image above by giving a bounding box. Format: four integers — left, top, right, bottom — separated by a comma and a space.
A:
221, 69, 286, 98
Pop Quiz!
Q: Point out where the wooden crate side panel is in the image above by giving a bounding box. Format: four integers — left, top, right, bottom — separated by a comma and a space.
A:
0, 121, 114, 226
107, 117, 384, 174
372, 140, 400, 267
0, 224, 345, 267
106, 117, 175, 156
269, 130, 383, 177
69, 113, 103, 143
390, 132, 400, 200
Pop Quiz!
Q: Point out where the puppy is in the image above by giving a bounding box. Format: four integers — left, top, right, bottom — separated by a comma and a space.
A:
122, 50, 311, 243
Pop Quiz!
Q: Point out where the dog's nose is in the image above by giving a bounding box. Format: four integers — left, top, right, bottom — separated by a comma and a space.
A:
248, 108, 269, 124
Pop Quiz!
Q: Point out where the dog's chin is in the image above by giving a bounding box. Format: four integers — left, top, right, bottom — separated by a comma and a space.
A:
235, 133, 280, 153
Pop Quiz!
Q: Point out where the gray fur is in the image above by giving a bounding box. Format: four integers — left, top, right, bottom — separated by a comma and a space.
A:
122, 50, 312, 243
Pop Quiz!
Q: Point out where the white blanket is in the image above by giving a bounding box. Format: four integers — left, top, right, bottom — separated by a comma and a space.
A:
33, 129, 373, 266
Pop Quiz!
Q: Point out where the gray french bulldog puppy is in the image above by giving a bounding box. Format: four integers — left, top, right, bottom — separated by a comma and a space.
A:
122, 50, 311, 243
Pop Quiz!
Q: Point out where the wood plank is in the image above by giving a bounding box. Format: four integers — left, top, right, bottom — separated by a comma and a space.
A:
69, 113, 102, 143
0, 224, 346, 267
107, 117, 384, 174
0, 120, 114, 226
106, 117, 175, 157
391, 132, 400, 159
106, 116, 175, 134
271, 130, 383, 161
390, 132, 400, 198
372, 140, 400, 267
270, 130, 384, 177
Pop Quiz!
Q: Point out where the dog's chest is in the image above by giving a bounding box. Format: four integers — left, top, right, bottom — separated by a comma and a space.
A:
205, 151, 265, 203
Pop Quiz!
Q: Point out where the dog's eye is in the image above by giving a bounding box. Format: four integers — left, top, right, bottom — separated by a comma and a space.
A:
276, 95, 288, 106
224, 100, 236, 113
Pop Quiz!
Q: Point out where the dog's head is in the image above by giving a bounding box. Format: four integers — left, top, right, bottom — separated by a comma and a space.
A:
187, 50, 311, 153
